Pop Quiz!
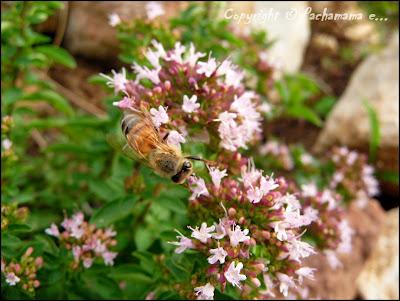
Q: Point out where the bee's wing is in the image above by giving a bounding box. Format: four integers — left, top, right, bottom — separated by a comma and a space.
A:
105, 131, 146, 163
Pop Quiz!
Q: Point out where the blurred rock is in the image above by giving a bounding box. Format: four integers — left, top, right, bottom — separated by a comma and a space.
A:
357, 207, 399, 300
303, 199, 386, 299
314, 32, 399, 195
62, 1, 187, 63
249, 2, 310, 73
311, 33, 339, 55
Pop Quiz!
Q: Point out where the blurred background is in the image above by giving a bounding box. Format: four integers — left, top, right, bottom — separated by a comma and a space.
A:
1, 1, 399, 300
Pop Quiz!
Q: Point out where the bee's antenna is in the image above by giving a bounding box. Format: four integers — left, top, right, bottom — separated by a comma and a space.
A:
185, 156, 216, 166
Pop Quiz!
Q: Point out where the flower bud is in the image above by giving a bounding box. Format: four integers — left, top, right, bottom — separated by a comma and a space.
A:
251, 277, 261, 287
228, 207, 236, 217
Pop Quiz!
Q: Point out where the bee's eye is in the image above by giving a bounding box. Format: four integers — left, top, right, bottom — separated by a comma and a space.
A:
182, 161, 192, 170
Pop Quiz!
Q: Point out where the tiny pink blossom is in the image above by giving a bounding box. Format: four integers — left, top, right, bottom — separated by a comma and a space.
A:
240, 159, 262, 188
300, 153, 313, 165
224, 261, 247, 288
295, 267, 316, 283
146, 1, 165, 20
72, 246, 82, 261
184, 43, 206, 67
276, 272, 296, 297
102, 251, 117, 266
229, 225, 250, 247
208, 246, 227, 264
301, 182, 318, 198
197, 55, 217, 77
168, 230, 194, 254
100, 68, 128, 94
247, 185, 264, 204
165, 42, 186, 64
189, 176, 209, 200
83, 257, 94, 269
324, 250, 342, 270
6, 272, 20, 286
258, 102, 272, 114
212, 219, 228, 240
188, 222, 215, 244
194, 283, 215, 300
132, 63, 160, 85
108, 13, 121, 27
207, 166, 227, 189
182, 95, 200, 113
45, 223, 60, 238
113, 96, 135, 109
166, 130, 186, 147
260, 175, 279, 194
2, 138, 12, 150
149, 106, 169, 128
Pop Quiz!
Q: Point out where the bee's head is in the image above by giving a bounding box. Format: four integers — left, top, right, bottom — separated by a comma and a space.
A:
171, 160, 193, 184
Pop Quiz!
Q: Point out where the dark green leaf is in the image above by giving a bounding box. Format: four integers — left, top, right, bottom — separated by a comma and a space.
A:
35, 45, 76, 68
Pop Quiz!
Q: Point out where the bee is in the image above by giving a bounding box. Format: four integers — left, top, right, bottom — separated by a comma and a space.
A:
119, 107, 211, 184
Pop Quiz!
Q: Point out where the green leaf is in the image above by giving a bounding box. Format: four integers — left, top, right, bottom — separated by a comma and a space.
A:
313, 96, 336, 118
22, 116, 110, 129
35, 45, 76, 68
287, 105, 323, 127
376, 170, 399, 184
22, 90, 74, 116
90, 196, 139, 227
2, 88, 22, 107
134, 226, 154, 251
7, 224, 32, 234
363, 100, 381, 162
87, 74, 109, 85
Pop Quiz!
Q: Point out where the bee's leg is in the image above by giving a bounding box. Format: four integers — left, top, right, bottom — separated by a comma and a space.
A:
163, 132, 169, 142
185, 156, 216, 166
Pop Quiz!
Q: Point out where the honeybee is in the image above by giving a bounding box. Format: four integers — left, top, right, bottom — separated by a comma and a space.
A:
119, 107, 211, 184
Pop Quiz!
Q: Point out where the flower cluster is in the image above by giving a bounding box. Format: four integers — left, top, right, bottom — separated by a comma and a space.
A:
329, 146, 379, 207
298, 182, 354, 269
1, 247, 43, 293
1, 203, 28, 230
102, 41, 268, 152
1, 115, 17, 161
259, 141, 294, 171
45, 212, 118, 269
172, 158, 317, 299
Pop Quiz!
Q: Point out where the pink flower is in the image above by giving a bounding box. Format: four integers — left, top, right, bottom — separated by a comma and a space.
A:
229, 225, 250, 247
194, 283, 214, 300
208, 246, 227, 264
1, 259, 5, 272
285, 237, 316, 262
146, 1, 165, 20
182, 95, 200, 113
247, 185, 264, 204
301, 182, 318, 198
302, 206, 319, 225
271, 221, 289, 241
324, 250, 342, 270
276, 273, 296, 297
197, 55, 217, 77
5, 272, 20, 286
231, 92, 255, 115
300, 153, 313, 165
337, 220, 354, 254
105, 228, 117, 238
83, 257, 94, 269
149, 106, 169, 128
188, 222, 215, 244
184, 43, 206, 67
166, 130, 186, 147
70, 226, 84, 239
295, 267, 316, 283
258, 102, 272, 114
100, 68, 128, 94
102, 251, 117, 266
45, 223, 60, 238
2, 138, 12, 150
113, 96, 135, 109
260, 175, 279, 194
240, 159, 262, 188
224, 261, 247, 288
189, 176, 209, 200
212, 219, 228, 240
168, 230, 194, 254
132, 63, 160, 85
72, 246, 82, 261
207, 166, 227, 189
108, 13, 121, 27
165, 42, 186, 64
